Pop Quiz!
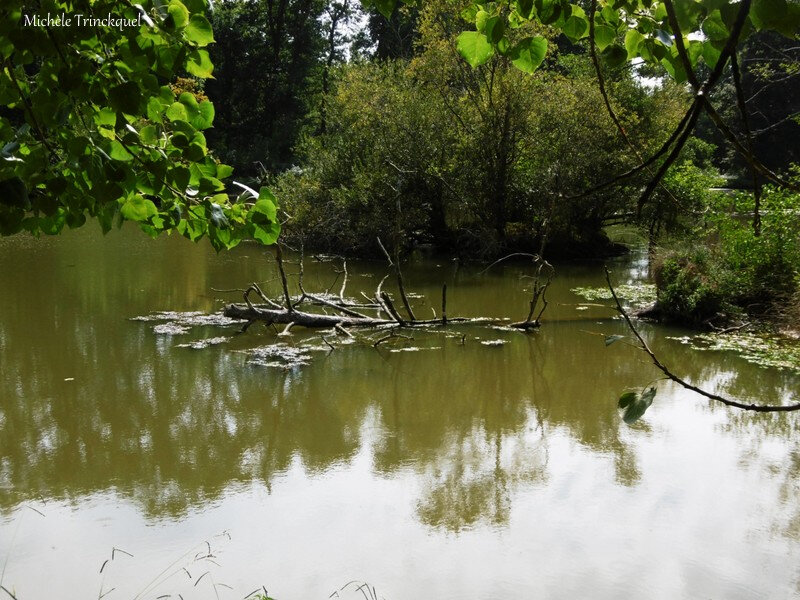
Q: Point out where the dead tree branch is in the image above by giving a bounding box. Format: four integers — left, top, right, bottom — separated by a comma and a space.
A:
275, 245, 293, 312
480, 252, 554, 329
377, 236, 416, 321
222, 251, 520, 331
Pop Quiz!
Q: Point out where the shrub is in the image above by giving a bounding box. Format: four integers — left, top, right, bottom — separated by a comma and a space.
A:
654, 246, 728, 325
653, 182, 800, 326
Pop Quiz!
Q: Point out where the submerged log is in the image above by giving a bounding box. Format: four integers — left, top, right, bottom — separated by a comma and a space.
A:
225, 304, 394, 327
223, 303, 505, 329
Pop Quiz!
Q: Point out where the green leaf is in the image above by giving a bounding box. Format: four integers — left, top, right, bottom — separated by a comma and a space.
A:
147, 96, 164, 123
511, 36, 548, 73
216, 163, 234, 179
140, 125, 158, 145
621, 386, 656, 424
166, 102, 189, 122
39, 210, 66, 235
95, 107, 116, 128
109, 140, 133, 161
461, 4, 480, 21
752, 0, 788, 29
252, 190, 278, 222
178, 91, 200, 112
120, 194, 158, 222
186, 49, 214, 78
484, 16, 506, 43
536, 0, 562, 24
687, 39, 703, 67
185, 14, 214, 46
563, 15, 588, 40
476, 10, 490, 32
701, 11, 728, 40
251, 221, 281, 245
456, 31, 495, 67
168, 0, 190, 28
198, 176, 224, 194
190, 100, 215, 130
602, 43, 628, 67
661, 52, 687, 82
625, 29, 644, 58
374, 0, 397, 18
601, 5, 620, 24
516, 0, 535, 18
593, 25, 616, 50
673, 0, 704, 31
699, 0, 726, 11
184, 142, 206, 161
774, 1, 800, 36
618, 391, 637, 409
701, 39, 721, 67
0, 177, 29, 209
173, 132, 190, 150
109, 82, 141, 115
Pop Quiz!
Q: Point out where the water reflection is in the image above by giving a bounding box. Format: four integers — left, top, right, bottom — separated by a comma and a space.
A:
1, 226, 800, 597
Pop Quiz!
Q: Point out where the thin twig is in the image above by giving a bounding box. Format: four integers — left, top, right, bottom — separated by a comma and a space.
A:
275, 245, 293, 312
441, 283, 447, 325
377, 236, 416, 321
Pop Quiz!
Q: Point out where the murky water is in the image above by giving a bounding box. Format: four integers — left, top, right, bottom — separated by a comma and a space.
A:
1, 225, 799, 599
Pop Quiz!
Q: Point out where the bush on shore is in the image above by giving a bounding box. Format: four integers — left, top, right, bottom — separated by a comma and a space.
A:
653, 181, 800, 328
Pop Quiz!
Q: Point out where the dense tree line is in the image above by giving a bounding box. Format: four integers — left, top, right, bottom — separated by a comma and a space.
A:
199, 0, 797, 260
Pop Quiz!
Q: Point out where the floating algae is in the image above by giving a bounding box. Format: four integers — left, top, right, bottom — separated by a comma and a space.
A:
480, 339, 508, 347
669, 332, 800, 373
132, 310, 244, 335
176, 336, 231, 349
571, 283, 657, 310
247, 343, 314, 369
388, 346, 443, 353
152, 323, 192, 335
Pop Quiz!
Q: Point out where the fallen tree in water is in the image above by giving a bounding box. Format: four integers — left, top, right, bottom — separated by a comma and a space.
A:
222, 240, 553, 334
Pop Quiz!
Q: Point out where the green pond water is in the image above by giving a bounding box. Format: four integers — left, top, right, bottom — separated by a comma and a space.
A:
1, 225, 799, 599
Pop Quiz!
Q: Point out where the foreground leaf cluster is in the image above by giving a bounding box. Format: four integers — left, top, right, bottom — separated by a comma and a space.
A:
0, 0, 279, 250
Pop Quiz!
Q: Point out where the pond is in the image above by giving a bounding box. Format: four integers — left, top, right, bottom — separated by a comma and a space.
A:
1, 225, 799, 599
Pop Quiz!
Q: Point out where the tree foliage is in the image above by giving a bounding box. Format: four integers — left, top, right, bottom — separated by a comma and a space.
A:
273, 10, 690, 256
382, 0, 800, 236
0, 0, 279, 250
206, 0, 328, 174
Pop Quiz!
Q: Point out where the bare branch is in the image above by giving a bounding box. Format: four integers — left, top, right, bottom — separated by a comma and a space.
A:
275, 245, 293, 312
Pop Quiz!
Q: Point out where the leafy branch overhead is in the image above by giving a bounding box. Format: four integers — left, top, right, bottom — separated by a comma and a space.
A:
0, 0, 279, 250
384, 0, 799, 74
375, 0, 800, 225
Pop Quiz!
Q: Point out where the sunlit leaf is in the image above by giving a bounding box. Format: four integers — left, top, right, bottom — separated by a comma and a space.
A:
185, 14, 215, 46
457, 31, 495, 67
511, 36, 547, 73
120, 195, 158, 222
